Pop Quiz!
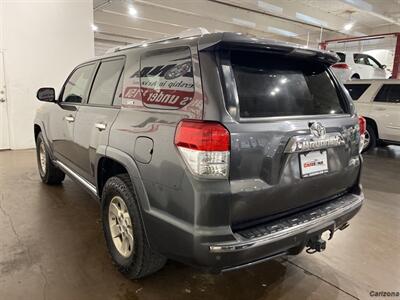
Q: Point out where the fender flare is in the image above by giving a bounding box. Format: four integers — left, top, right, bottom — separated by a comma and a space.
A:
101, 146, 151, 212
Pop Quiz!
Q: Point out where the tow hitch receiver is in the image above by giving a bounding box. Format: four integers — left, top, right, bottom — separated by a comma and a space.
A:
306, 229, 333, 254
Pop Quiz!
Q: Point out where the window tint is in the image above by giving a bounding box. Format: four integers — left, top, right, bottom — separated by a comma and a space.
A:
344, 84, 370, 100
230, 50, 345, 118
62, 64, 96, 103
354, 54, 381, 68
88, 58, 124, 106
337, 52, 345, 62
138, 47, 194, 109
374, 85, 400, 103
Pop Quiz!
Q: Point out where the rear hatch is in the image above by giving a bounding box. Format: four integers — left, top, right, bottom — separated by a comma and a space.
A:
209, 46, 361, 228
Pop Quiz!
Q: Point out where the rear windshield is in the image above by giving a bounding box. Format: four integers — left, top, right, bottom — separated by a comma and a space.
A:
230, 51, 345, 118
337, 52, 346, 62
344, 84, 370, 100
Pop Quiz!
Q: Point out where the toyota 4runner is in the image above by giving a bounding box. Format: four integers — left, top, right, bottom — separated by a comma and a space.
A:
34, 29, 365, 278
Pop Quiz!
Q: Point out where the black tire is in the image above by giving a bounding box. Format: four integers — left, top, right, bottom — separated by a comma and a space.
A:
351, 74, 360, 80
36, 132, 65, 184
362, 124, 377, 153
101, 174, 166, 279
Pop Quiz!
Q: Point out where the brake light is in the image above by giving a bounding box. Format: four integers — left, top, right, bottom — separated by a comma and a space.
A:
358, 116, 366, 135
174, 120, 230, 178
332, 63, 349, 69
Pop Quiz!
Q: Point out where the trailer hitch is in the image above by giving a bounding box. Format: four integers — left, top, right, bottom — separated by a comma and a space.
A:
306, 229, 333, 254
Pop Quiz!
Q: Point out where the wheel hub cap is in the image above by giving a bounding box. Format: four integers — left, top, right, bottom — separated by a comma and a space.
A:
108, 196, 134, 257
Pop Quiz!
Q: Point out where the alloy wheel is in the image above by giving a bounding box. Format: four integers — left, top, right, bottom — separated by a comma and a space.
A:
108, 196, 134, 257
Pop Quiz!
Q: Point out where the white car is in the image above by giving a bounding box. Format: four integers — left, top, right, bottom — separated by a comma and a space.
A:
332, 52, 390, 82
344, 79, 400, 152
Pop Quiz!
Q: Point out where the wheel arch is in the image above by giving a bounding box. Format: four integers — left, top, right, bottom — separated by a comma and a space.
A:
363, 117, 379, 139
96, 147, 150, 212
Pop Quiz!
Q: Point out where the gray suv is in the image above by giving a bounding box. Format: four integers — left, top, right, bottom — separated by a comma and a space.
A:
34, 31, 365, 278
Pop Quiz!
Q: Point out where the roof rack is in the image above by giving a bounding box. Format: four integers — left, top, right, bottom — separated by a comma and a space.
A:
106, 27, 209, 54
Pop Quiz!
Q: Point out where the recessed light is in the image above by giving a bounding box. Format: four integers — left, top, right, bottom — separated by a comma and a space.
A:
91, 24, 98, 31
344, 22, 354, 30
129, 6, 138, 17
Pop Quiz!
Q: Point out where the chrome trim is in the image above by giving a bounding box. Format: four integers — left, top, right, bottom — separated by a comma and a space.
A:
238, 114, 351, 123
209, 193, 363, 253
54, 160, 97, 195
284, 132, 345, 153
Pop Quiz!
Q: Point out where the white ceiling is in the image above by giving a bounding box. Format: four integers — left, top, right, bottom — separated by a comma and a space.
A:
93, 0, 400, 54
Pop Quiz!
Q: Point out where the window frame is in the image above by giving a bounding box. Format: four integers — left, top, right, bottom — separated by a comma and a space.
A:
373, 84, 400, 103
86, 55, 126, 108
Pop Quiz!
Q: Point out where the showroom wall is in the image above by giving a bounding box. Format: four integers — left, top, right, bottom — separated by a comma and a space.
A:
0, 1, 94, 149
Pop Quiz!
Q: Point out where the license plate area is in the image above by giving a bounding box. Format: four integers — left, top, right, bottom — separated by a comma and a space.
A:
299, 150, 329, 178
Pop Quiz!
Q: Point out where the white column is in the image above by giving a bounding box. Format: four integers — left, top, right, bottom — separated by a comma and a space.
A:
1, 0, 94, 149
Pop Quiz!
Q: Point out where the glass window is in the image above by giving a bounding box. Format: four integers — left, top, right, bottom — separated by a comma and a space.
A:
88, 58, 124, 106
139, 47, 194, 109
62, 64, 96, 103
230, 50, 345, 118
344, 84, 370, 100
337, 52, 345, 62
374, 85, 400, 103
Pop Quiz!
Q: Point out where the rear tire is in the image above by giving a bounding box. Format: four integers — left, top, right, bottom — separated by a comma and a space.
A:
36, 132, 65, 184
362, 124, 377, 152
351, 74, 360, 80
101, 174, 166, 279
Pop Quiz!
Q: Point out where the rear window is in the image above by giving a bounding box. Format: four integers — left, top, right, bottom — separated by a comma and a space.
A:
230, 51, 345, 118
337, 52, 345, 62
344, 84, 370, 100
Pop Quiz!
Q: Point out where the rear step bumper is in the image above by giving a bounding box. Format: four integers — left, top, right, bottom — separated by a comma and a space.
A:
201, 191, 363, 272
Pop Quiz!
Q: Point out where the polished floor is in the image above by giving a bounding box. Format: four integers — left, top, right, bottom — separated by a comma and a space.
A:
0, 147, 399, 300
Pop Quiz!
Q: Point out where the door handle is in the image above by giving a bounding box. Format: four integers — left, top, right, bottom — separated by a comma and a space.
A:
64, 115, 75, 122
375, 107, 386, 111
0, 98, 5, 103
95, 122, 107, 131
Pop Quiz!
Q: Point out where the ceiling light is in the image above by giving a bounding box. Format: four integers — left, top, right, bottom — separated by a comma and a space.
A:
267, 26, 298, 37
296, 13, 328, 27
91, 24, 98, 31
128, 6, 138, 17
232, 18, 256, 29
344, 22, 354, 30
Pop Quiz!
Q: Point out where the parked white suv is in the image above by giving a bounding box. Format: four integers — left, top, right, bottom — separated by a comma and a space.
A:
344, 80, 400, 151
332, 52, 390, 82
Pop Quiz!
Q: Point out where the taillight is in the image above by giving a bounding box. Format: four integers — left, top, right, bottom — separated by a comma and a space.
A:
358, 116, 366, 135
332, 63, 349, 69
174, 120, 230, 178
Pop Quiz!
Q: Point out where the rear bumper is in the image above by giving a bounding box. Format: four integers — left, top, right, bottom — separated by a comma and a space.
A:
188, 190, 363, 272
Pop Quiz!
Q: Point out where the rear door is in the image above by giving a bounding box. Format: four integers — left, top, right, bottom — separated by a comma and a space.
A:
72, 56, 124, 183
217, 49, 361, 225
371, 83, 400, 142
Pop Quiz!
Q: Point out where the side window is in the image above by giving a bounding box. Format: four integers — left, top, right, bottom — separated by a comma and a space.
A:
354, 54, 369, 66
139, 47, 194, 109
62, 64, 96, 103
374, 85, 400, 103
344, 84, 371, 100
88, 58, 125, 106
367, 55, 381, 68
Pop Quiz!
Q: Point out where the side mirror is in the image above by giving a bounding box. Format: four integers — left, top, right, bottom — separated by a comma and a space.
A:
381, 65, 387, 69
36, 87, 56, 102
